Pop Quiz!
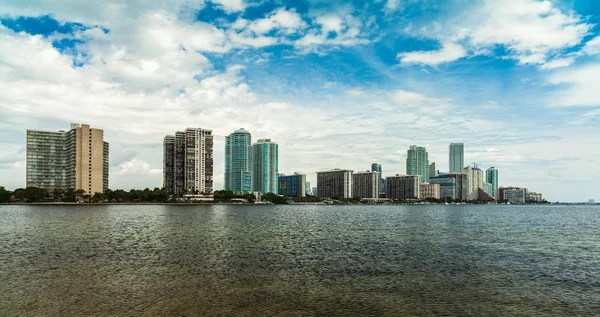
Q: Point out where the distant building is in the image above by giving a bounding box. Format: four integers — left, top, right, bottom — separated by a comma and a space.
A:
353, 171, 380, 199
420, 183, 440, 200
317, 169, 353, 199
312, 187, 318, 196
163, 128, 213, 194
484, 182, 494, 199
278, 173, 306, 197
464, 166, 485, 200
526, 192, 543, 202
386, 175, 420, 201
406, 145, 429, 183
225, 128, 252, 193
589, 199, 596, 204
26, 123, 109, 195
429, 162, 437, 179
305, 182, 312, 195
486, 167, 499, 199
429, 175, 456, 199
371, 163, 385, 194
449, 143, 464, 173
499, 187, 527, 204
252, 139, 278, 194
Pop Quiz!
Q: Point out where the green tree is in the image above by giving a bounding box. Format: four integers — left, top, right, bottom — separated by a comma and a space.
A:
262, 192, 288, 204
0, 186, 11, 203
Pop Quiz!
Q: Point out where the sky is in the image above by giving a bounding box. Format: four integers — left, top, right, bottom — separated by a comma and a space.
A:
0, 0, 599, 202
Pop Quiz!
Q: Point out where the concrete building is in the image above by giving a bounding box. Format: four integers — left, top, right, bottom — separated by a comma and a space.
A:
252, 139, 278, 194
429, 162, 437, 180
312, 187, 318, 197
464, 166, 485, 200
225, 128, 252, 193
386, 175, 420, 201
26, 123, 109, 195
526, 192, 543, 202
371, 163, 385, 194
278, 173, 306, 197
420, 183, 440, 200
353, 171, 380, 199
317, 169, 353, 199
449, 143, 464, 173
486, 167, 499, 199
406, 145, 429, 183
429, 175, 456, 199
499, 187, 527, 204
163, 128, 213, 194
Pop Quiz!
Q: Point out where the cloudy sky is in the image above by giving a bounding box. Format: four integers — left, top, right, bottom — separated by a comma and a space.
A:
0, 0, 599, 202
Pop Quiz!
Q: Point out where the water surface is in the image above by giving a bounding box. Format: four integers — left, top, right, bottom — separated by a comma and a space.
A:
1, 205, 599, 316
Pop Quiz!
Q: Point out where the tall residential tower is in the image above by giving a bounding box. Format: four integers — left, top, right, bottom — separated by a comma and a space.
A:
406, 145, 429, 183
486, 167, 499, 199
252, 138, 279, 194
26, 123, 109, 195
225, 128, 252, 193
163, 128, 214, 194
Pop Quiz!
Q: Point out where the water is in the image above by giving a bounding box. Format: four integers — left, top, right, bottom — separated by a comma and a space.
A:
0, 205, 599, 316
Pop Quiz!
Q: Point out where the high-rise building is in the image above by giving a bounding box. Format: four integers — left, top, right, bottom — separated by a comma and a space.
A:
371, 163, 385, 194
428, 162, 437, 179
464, 166, 485, 200
406, 145, 429, 183
449, 143, 464, 173
486, 167, 499, 199
252, 139, 278, 194
386, 175, 420, 201
317, 169, 353, 199
352, 171, 380, 199
163, 128, 213, 194
225, 128, 252, 193
420, 183, 440, 200
278, 173, 306, 197
499, 187, 527, 204
429, 175, 456, 199
26, 123, 109, 195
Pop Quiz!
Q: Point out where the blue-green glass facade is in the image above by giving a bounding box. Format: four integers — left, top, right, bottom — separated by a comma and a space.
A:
225, 128, 252, 193
252, 139, 278, 194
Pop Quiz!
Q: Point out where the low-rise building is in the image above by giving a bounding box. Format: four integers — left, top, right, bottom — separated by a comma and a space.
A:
420, 182, 440, 200
278, 173, 306, 197
526, 191, 543, 202
386, 175, 420, 201
499, 187, 527, 204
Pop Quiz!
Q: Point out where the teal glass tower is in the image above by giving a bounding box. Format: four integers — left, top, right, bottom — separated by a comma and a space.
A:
225, 128, 252, 193
449, 143, 464, 173
252, 139, 279, 194
486, 167, 499, 199
406, 145, 429, 183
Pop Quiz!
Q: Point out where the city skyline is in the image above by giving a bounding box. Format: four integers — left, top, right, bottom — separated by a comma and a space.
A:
1, 0, 599, 202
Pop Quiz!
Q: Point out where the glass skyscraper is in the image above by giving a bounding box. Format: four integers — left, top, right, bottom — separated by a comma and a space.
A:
486, 167, 499, 199
406, 145, 429, 183
371, 163, 384, 194
449, 143, 464, 173
252, 139, 278, 194
225, 128, 252, 193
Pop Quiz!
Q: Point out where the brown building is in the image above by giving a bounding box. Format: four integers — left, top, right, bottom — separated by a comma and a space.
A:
26, 123, 109, 195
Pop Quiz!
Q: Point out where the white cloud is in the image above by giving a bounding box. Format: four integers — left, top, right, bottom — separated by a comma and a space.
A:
581, 36, 600, 56
116, 159, 162, 176
399, 0, 592, 66
246, 8, 306, 35
398, 41, 467, 66
540, 57, 575, 70
548, 64, 600, 107
210, 0, 246, 13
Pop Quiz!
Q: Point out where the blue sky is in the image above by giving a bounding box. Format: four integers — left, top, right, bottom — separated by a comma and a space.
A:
0, 0, 599, 201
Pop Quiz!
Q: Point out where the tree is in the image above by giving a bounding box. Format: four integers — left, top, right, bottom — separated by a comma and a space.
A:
0, 186, 10, 203
92, 192, 105, 203
262, 192, 288, 204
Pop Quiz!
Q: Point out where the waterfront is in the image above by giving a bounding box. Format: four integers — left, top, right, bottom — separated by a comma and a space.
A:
1, 205, 599, 316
